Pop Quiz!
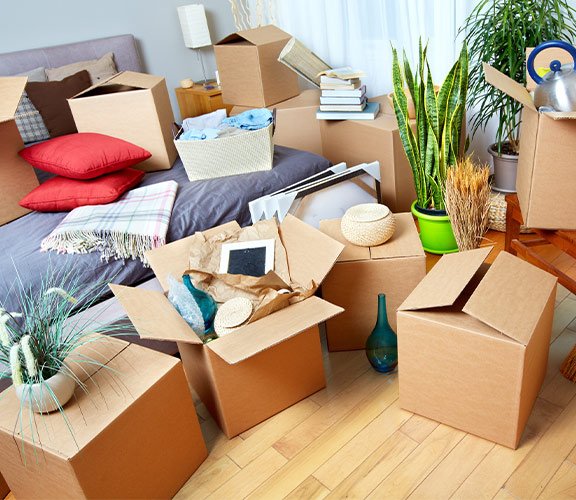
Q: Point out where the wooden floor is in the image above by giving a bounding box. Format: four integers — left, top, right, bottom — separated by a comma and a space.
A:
7, 232, 576, 499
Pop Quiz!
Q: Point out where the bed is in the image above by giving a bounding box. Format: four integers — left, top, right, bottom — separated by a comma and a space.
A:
0, 35, 331, 312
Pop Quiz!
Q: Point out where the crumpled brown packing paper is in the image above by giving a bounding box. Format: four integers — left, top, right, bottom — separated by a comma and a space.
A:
185, 219, 316, 323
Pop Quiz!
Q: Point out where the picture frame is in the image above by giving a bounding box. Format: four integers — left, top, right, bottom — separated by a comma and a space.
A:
219, 239, 275, 277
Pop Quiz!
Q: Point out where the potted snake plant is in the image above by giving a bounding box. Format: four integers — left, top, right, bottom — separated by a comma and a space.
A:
391, 41, 469, 254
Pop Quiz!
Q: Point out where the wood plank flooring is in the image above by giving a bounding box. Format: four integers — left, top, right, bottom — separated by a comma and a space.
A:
6, 232, 576, 499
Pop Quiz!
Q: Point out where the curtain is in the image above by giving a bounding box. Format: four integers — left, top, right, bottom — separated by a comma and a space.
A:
271, 0, 477, 97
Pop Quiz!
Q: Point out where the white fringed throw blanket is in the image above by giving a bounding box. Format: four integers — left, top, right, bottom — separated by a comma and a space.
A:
41, 181, 178, 265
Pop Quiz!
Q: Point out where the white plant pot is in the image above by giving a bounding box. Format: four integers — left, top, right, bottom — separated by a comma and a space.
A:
15, 370, 76, 413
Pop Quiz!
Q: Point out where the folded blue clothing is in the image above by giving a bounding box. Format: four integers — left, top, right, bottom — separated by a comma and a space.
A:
221, 108, 273, 131
180, 128, 220, 141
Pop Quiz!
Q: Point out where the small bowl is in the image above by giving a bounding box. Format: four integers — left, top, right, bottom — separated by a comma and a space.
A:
341, 204, 396, 247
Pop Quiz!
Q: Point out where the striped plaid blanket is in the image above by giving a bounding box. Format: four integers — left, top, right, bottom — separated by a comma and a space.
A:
41, 181, 178, 265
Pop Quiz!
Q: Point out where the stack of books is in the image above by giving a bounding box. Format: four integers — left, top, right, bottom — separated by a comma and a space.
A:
316, 68, 379, 120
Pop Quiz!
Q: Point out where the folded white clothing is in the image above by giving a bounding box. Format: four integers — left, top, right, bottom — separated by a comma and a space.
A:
182, 108, 227, 132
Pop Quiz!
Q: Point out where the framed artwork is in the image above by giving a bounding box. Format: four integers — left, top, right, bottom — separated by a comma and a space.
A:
219, 239, 275, 277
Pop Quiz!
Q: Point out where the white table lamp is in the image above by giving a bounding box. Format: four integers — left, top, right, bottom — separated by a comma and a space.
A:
177, 4, 212, 85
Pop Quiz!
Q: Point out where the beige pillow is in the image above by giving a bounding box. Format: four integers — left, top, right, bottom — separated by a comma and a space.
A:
46, 52, 117, 83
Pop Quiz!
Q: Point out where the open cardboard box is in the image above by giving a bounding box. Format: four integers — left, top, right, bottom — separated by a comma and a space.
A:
111, 215, 345, 438
214, 25, 300, 107
231, 89, 323, 155
484, 63, 576, 230
0, 77, 40, 226
68, 71, 178, 172
397, 246, 557, 448
319, 212, 426, 351
0, 336, 207, 498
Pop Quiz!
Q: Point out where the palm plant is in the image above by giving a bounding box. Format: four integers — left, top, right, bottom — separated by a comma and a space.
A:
391, 41, 469, 211
460, 0, 576, 155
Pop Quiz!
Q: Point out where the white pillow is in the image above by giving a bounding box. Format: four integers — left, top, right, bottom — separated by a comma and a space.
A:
46, 52, 117, 83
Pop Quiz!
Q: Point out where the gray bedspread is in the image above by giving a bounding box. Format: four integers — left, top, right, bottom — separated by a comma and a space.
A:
0, 146, 330, 311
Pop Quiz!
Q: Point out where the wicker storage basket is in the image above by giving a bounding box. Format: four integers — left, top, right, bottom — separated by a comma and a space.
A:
175, 124, 274, 182
489, 191, 531, 233
341, 204, 396, 247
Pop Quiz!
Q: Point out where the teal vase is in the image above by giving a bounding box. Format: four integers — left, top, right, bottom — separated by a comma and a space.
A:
365, 294, 398, 373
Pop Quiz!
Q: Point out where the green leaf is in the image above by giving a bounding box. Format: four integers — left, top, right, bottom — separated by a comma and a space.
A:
424, 62, 439, 139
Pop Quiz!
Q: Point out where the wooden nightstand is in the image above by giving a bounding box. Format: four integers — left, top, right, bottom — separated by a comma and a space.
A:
175, 83, 233, 119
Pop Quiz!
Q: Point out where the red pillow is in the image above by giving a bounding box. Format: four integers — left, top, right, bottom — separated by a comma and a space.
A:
19, 133, 151, 180
19, 168, 145, 212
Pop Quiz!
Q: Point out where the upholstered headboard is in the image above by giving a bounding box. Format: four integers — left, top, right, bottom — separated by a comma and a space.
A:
0, 34, 144, 76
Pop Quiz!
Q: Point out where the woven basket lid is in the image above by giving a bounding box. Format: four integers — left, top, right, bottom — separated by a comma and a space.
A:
344, 203, 391, 223
214, 297, 253, 330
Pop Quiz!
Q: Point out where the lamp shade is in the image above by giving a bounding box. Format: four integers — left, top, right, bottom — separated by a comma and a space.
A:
177, 4, 212, 49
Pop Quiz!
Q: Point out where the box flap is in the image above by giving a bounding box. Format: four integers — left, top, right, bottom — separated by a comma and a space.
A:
71, 71, 163, 99
370, 213, 425, 260
207, 296, 343, 364
542, 111, 576, 121
280, 214, 345, 285
109, 284, 202, 345
0, 77, 27, 122
318, 218, 370, 262
399, 246, 493, 311
146, 221, 241, 291
216, 25, 290, 46
463, 251, 557, 345
483, 63, 536, 111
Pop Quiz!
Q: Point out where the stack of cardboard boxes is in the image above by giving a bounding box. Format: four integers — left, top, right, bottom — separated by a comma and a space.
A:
216, 25, 416, 213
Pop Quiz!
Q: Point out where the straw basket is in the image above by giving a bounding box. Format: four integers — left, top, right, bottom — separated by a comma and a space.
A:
175, 124, 274, 182
489, 191, 531, 233
341, 204, 396, 247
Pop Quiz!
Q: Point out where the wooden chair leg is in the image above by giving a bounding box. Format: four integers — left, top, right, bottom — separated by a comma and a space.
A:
505, 199, 521, 255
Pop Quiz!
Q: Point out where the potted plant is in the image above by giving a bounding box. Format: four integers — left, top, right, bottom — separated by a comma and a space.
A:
0, 269, 128, 415
391, 41, 469, 254
460, 0, 576, 192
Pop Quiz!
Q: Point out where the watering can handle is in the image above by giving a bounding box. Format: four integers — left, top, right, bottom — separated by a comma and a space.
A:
527, 40, 576, 84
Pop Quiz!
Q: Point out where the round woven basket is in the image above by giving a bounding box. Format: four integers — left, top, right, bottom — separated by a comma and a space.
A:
214, 297, 253, 337
489, 191, 531, 233
341, 204, 396, 247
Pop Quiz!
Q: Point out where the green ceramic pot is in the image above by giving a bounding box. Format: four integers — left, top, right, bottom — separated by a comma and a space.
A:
411, 201, 458, 255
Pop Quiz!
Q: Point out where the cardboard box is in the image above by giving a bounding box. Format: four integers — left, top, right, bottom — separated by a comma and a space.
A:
111, 216, 344, 437
397, 247, 557, 448
484, 63, 576, 229
0, 473, 8, 499
214, 25, 300, 107
319, 213, 426, 351
320, 96, 417, 213
69, 71, 178, 172
230, 89, 323, 155
0, 77, 40, 226
0, 337, 207, 498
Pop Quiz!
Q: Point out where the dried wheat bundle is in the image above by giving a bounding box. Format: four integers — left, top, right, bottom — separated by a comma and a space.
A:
445, 157, 491, 251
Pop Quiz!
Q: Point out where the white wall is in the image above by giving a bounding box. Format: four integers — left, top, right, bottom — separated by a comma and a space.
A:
0, 0, 237, 120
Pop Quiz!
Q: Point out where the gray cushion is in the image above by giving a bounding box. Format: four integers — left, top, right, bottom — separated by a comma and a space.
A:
14, 67, 50, 144
46, 52, 117, 83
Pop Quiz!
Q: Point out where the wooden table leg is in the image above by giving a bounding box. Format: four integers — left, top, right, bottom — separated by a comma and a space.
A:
505, 194, 521, 255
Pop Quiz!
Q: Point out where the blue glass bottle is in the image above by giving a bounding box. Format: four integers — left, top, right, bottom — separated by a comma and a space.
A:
365, 293, 398, 373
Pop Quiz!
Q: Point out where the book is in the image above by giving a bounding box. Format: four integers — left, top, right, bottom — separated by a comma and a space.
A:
320, 95, 366, 105
320, 80, 362, 91
319, 99, 367, 112
320, 75, 360, 85
277, 37, 332, 87
321, 85, 366, 97
317, 66, 366, 80
316, 101, 380, 120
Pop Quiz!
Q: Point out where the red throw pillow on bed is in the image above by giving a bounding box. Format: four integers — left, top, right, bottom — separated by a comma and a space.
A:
19, 168, 145, 212
19, 132, 151, 180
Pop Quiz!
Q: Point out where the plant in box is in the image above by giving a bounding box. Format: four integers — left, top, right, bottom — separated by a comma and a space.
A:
391, 40, 468, 254
460, 0, 576, 193
0, 267, 128, 418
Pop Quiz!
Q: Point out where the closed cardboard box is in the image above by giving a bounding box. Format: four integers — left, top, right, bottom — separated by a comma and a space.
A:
484, 63, 576, 229
320, 96, 416, 213
320, 213, 426, 351
0, 337, 207, 498
0, 77, 40, 226
231, 89, 323, 155
214, 25, 300, 107
112, 215, 344, 438
69, 71, 178, 172
397, 247, 557, 448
